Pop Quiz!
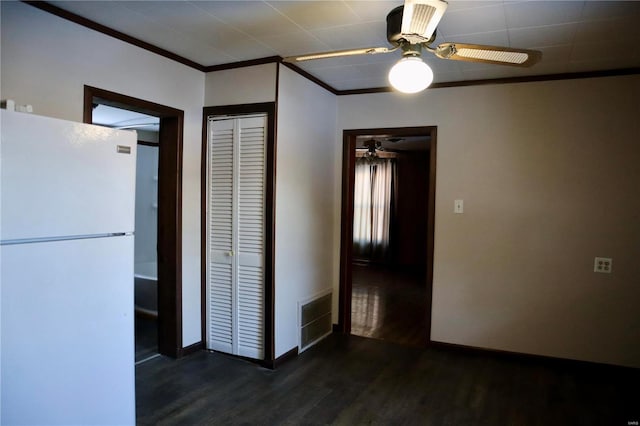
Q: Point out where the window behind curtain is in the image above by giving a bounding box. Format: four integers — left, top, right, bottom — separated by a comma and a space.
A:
353, 157, 396, 261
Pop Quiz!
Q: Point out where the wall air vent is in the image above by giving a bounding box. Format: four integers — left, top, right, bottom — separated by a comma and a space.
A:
299, 292, 332, 352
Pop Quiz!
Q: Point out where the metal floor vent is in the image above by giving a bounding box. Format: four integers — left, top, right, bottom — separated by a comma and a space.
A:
300, 293, 332, 352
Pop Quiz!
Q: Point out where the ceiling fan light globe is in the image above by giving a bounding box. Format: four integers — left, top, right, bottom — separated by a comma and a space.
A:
388, 57, 433, 94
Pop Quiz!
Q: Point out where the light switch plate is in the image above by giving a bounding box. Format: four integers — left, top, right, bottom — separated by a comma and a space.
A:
454, 199, 463, 214
594, 257, 612, 273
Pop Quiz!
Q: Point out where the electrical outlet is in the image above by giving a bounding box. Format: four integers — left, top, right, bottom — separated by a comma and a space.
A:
594, 257, 612, 273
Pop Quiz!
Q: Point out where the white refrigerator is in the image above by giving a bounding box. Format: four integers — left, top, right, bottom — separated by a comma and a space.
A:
0, 110, 137, 425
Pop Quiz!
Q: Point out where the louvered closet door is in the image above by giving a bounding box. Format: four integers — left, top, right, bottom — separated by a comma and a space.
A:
207, 115, 266, 360
207, 118, 234, 355
236, 116, 265, 359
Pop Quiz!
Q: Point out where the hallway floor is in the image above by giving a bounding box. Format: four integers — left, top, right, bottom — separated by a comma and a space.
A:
351, 263, 429, 347
135, 315, 158, 363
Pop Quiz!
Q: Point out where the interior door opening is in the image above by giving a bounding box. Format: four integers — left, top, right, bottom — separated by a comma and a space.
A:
339, 127, 437, 346
92, 104, 161, 363
84, 86, 185, 359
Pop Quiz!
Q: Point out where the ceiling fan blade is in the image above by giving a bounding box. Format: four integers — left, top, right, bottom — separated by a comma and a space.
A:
434, 43, 542, 67
400, 0, 448, 44
283, 46, 398, 63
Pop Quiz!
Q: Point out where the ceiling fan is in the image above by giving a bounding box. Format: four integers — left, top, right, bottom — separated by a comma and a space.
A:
284, 0, 542, 93
357, 139, 388, 161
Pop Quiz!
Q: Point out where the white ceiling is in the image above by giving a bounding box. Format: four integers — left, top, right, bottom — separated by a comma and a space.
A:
49, 1, 640, 91
93, 104, 159, 131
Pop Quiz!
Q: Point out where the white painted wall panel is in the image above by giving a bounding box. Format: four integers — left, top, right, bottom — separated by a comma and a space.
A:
204, 63, 277, 106
1, 1, 205, 346
275, 65, 337, 357
337, 76, 640, 368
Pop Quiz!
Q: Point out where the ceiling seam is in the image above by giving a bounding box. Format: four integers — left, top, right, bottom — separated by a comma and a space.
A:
186, 0, 279, 61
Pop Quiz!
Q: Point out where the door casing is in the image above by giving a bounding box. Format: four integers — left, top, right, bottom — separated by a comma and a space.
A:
84, 85, 186, 358
338, 126, 437, 338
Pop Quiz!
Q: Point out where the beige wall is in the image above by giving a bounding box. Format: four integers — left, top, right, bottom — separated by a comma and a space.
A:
337, 76, 640, 368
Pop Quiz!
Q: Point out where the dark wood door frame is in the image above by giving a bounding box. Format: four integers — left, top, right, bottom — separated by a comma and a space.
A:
201, 103, 276, 368
338, 126, 437, 338
84, 85, 185, 358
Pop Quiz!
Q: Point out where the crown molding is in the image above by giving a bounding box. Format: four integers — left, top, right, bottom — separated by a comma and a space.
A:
202, 57, 282, 73
25, 1, 640, 98
335, 67, 640, 96
279, 62, 339, 95
23, 1, 206, 72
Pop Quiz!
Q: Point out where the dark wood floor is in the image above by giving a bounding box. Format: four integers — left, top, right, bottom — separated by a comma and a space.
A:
135, 315, 158, 363
351, 263, 428, 347
136, 333, 639, 425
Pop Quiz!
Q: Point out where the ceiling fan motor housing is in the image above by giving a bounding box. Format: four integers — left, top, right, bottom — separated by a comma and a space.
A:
386, 6, 404, 44
386, 6, 437, 46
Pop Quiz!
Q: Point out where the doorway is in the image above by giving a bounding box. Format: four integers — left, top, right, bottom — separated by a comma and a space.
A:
83, 86, 185, 358
92, 104, 160, 362
339, 127, 437, 346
